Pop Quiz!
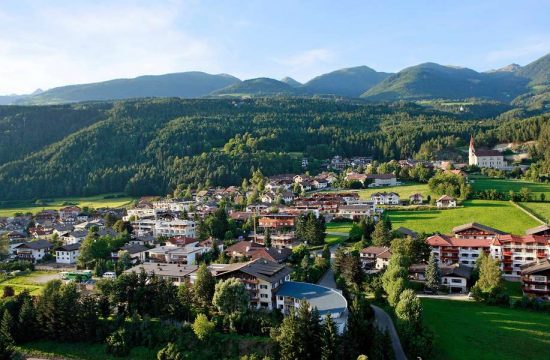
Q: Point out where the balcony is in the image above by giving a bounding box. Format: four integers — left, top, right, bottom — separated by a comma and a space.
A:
522, 277, 550, 284
522, 286, 550, 295
502, 251, 512, 256
537, 252, 547, 258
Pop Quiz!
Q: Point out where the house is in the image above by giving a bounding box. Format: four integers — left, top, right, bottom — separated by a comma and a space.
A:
444, 169, 468, 179
436, 195, 456, 208
469, 136, 506, 169
440, 264, 472, 293
366, 174, 398, 187
275, 281, 348, 333
113, 244, 150, 263
55, 243, 81, 264
427, 223, 507, 266
409, 193, 423, 205
58, 206, 82, 222
14, 240, 53, 263
280, 191, 295, 204
360, 246, 391, 269
520, 259, 550, 300
525, 224, 550, 238
124, 263, 198, 286
490, 234, 549, 277
370, 192, 400, 205
345, 172, 368, 185
210, 259, 292, 310
255, 232, 296, 249
338, 204, 376, 220
258, 215, 295, 229
261, 192, 277, 204
225, 241, 263, 258
131, 218, 196, 238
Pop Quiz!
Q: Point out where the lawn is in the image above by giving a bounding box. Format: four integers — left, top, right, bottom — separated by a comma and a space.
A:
18, 340, 159, 360
322, 182, 434, 201
386, 200, 540, 234
519, 202, 550, 223
471, 176, 550, 199
324, 234, 347, 245
0, 270, 61, 295
0, 193, 136, 216
421, 298, 550, 360
326, 222, 354, 234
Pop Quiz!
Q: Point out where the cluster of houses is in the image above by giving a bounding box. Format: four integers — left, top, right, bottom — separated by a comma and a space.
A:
359, 222, 550, 298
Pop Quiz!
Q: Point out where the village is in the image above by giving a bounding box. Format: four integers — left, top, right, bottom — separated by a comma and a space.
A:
0, 138, 549, 359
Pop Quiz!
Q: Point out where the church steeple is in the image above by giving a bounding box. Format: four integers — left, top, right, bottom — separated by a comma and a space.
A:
469, 135, 476, 165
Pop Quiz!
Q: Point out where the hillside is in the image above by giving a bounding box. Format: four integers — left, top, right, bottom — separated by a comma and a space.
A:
516, 53, 550, 86
362, 62, 529, 102
16, 72, 241, 105
0, 98, 547, 201
0, 104, 110, 165
281, 77, 302, 87
303, 66, 391, 97
210, 78, 299, 96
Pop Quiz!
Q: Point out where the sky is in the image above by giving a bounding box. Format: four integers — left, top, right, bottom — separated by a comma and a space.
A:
1, 0, 549, 94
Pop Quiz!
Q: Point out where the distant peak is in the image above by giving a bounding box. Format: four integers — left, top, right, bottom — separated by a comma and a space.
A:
281, 77, 302, 87
488, 63, 521, 73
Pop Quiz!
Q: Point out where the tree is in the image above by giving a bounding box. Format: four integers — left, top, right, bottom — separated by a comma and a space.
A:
372, 220, 390, 247
0, 310, 15, 360
157, 342, 184, 360
113, 220, 133, 234
2, 286, 14, 298
192, 314, 215, 341
273, 309, 301, 360
322, 245, 331, 261
193, 264, 216, 311
17, 296, 38, 342
212, 278, 249, 328
342, 295, 373, 359
264, 228, 272, 248
472, 253, 504, 301
425, 252, 440, 291
395, 289, 423, 329
320, 314, 339, 360
117, 250, 132, 271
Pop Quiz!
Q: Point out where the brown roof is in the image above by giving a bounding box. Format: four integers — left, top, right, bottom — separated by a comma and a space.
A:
525, 224, 550, 235
475, 149, 502, 157
452, 222, 507, 235
427, 234, 492, 248
366, 173, 396, 180
520, 259, 550, 275
225, 240, 263, 255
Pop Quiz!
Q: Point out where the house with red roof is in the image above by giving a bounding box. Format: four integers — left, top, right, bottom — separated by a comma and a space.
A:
491, 234, 550, 277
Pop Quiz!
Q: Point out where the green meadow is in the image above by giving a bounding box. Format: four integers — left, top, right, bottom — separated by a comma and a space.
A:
422, 298, 550, 360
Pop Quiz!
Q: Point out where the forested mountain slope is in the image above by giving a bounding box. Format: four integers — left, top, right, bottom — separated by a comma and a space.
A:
0, 98, 547, 200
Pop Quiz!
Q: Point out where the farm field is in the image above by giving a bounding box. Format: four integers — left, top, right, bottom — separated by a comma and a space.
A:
470, 176, 550, 199
0, 270, 61, 295
0, 193, 136, 217
519, 202, 550, 223
422, 298, 550, 360
386, 200, 540, 234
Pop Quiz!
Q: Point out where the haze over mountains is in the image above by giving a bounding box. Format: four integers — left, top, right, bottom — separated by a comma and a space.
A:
1, 53, 549, 105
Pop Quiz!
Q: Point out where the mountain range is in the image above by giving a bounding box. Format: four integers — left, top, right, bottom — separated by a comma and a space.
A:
2, 53, 549, 105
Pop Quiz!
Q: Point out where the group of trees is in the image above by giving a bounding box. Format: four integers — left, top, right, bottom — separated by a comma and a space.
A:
2, 98, 546, 201
289, 245, 330, 283
428, 172, 471, 199
295, 212, 326, 246
380, 245, 433, 359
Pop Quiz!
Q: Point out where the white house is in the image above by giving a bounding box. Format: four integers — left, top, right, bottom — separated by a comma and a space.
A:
440, 264, 472, 293
338, 203, 376, 220
436, 195, 457, 208
469, 136, 506, 170
366, 174, 398, 187
14, 240, 53, 263
409, 193, 423, 205
360, 246, 391, 269
370, 192, 400, 205
56, 243, 80, 264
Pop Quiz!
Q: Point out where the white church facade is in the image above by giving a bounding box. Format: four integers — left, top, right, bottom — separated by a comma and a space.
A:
469, 136, 506, 170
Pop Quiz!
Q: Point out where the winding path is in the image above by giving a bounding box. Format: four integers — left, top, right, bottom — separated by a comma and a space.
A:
371, 305, 408, 360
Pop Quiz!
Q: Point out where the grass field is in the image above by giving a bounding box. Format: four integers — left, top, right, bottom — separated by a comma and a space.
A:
519, 202, 550, 223
324, 234, 347, 245
0, 193, 136, 217
387, 200, 540, 234
326, 222, 354, 233
0, 271, 60, 295
322, 182, 434, 200
18, 340, 159, 360
422, 298, 550, 360
471, 176, 550, 199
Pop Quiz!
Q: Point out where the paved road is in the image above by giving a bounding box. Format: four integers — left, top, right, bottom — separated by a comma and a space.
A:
417, 293, 470, 301
317, 268, 337, 288
371, 305, 408, 360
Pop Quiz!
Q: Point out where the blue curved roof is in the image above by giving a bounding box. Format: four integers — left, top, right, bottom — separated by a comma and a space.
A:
276, 281, 348, 316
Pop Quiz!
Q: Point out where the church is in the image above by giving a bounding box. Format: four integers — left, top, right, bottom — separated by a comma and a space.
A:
468, 136, 506, 169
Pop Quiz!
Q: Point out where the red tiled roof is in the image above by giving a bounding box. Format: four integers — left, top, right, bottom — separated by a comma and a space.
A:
427, 234, 491, 247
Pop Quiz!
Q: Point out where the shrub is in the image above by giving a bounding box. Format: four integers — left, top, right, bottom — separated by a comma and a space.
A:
106, 328, 130, 357
192, 314, 215, 341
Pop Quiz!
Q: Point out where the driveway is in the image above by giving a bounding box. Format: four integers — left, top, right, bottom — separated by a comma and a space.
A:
317, 268, 337, 289
417, 293, 470, 301
371, 305, 408, 360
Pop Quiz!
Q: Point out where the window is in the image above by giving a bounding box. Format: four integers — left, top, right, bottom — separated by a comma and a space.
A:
451, 279, 462, 284
260, 284, 268, 289
260, 294, 268, 299
278, 296, 283, 301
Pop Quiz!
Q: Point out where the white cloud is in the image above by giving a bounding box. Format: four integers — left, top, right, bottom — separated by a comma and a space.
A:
276, 48, 334, 67
485, 40, 550, 64
0, 1, 221, 94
